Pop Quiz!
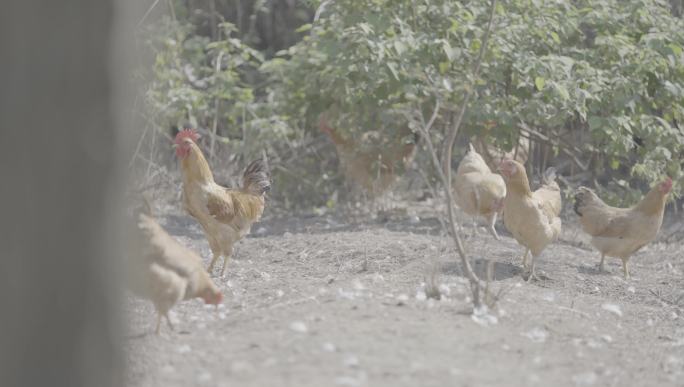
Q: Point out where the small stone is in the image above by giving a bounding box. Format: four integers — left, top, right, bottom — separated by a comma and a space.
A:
230, 361, 254, 374
197, 371, 212, 383
289, 321, 308, 333
523, 327, 548, 343
322, 342, 337, 352
601, 303, 623, 317
351, 279, 365, 290
572, 371, 597, 386
344, 355, 360, 368
600, 334, 613, 343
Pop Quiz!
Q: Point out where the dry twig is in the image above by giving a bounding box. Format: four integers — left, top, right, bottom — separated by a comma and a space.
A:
416, 0, 499, 308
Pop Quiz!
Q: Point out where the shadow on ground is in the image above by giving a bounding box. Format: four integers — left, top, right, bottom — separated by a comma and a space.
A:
441, 259, 520, 282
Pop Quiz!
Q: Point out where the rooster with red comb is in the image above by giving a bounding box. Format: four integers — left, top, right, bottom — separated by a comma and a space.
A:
174, 128, 271, 276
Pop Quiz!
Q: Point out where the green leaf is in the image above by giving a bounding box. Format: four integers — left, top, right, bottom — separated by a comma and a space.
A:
442, 41, 458, 61
448, 18, 459, 34
550, 31, 560, 44
438, 61, 450, 74
393, 41, 407, 55
358, 23, 374, 35
471, 39, 481, 53
534, 77, 546, 91
295, 23, 312, 33
610, 159, 620, 170
588, 117, 602, 130
667, 43, 682, 57
386, 62, 399, 80
553, 82, 570, 100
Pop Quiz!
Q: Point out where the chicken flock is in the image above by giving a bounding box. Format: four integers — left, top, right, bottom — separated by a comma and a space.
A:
129, 128, 673, 333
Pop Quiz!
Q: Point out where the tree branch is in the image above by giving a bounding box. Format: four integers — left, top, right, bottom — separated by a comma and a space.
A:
517, 122, 589, 171
440, 0, 498, 174
434, 0, 499, 307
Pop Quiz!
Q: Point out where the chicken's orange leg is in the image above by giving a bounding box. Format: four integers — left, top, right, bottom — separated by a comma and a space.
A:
520, 249, 530, 267
207, 253, 221, 273
598, 253, 606, 272
220, 245, 234, 277
622, 259, 630, 280
524, 252, 540, 282
165, 313, 174, 331
467, 217, 478, 240
154, 314, 162, 335
487, 213, 500, 241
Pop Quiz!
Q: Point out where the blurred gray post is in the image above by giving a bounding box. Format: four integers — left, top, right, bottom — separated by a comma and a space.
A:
0, 1, 125, 386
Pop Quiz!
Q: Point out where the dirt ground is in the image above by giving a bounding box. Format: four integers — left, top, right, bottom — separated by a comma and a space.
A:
125, 198, 684, 387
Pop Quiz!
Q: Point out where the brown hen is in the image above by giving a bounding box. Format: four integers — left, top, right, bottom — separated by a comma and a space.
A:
499, 159, 562, 281
319, 115, 418, 199
453, 144, 506, 239
574, 177, 672, 278
129, 211, 222, 334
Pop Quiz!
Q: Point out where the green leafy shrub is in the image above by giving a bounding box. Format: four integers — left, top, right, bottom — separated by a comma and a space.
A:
266, 0, 684, 205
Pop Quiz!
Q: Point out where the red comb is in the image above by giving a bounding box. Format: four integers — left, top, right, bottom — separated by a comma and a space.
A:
174, 128, 200, 145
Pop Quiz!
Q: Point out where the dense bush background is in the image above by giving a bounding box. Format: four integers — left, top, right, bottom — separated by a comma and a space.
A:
131, 0, 684, 211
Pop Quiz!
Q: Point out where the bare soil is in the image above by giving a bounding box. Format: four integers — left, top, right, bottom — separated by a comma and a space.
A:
125, 199, 684, 387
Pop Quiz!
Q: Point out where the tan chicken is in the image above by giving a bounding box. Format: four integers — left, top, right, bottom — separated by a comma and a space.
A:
453, 144, 506, 239
129, 210, 223, 334
174, 129, 271, 276
499, 159, 562, 281
319, 115, 418, 199
574, 177, 672, 278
